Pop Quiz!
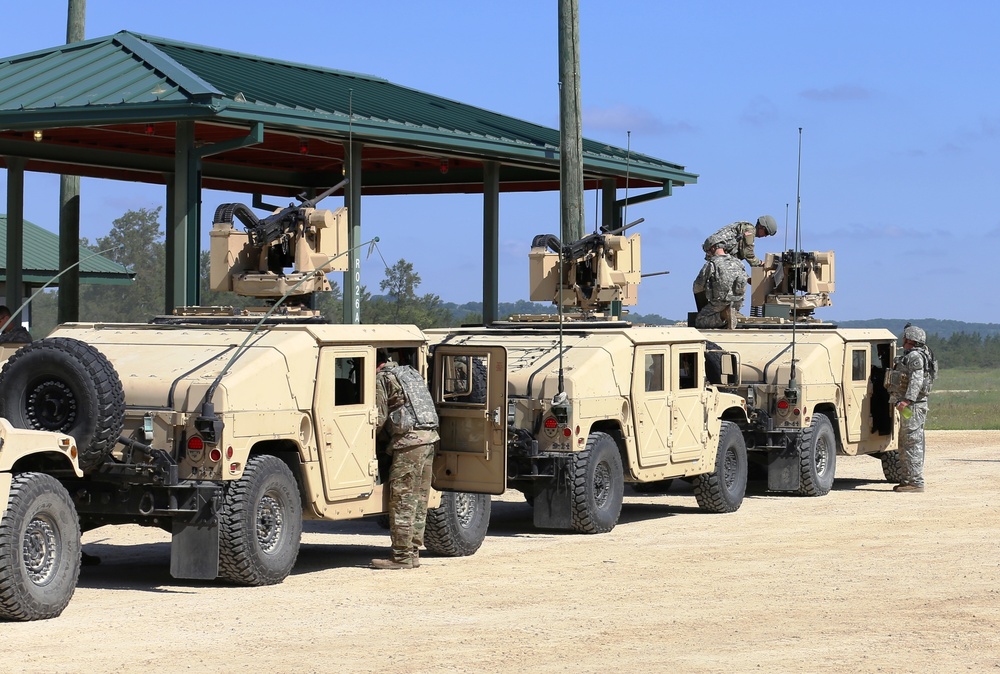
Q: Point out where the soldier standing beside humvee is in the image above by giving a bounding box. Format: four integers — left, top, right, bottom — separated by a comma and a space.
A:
886, 324, 938, 493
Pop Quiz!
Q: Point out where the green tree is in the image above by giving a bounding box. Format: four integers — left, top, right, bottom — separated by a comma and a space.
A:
362, 258, 450, 327
79, 207, 165, 322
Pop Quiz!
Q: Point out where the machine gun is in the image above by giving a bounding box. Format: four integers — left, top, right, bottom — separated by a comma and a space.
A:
528, 220, 643, 317
748, 250, 835, 320
207, 180, 350, 307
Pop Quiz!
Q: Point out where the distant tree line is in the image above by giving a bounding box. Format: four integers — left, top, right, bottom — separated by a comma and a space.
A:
925, 332, 1000, 369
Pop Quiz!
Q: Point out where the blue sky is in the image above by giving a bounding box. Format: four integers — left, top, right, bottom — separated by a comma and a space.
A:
2, 1, 996, 323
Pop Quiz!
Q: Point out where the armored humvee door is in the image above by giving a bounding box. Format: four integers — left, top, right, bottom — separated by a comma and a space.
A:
431, 345, 507, 495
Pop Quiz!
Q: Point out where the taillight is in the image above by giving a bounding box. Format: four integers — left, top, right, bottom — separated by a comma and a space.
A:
187, 436, 204, 461
544, 417, 558, 430
209, 448, 222, 462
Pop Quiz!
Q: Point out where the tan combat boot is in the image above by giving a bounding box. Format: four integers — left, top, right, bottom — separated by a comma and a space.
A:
370, 558, 414, 570
893, 484, 925, 493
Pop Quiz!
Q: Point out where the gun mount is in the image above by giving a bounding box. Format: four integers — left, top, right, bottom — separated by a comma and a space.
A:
208, 181, 349, 310
747, 250, 835, 321
528, 226, 641, 318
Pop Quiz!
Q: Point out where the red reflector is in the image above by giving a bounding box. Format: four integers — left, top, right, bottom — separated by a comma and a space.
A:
544, 417, 558, 429
793, 408, 801, 416
209, 448, 222, 462
187, 436, 204, 450
226, 446, 234, 459
777, 400, 789, 410
563, 428, 572, 437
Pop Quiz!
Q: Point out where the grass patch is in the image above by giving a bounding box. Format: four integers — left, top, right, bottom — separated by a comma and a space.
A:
926, 368, 1000, 430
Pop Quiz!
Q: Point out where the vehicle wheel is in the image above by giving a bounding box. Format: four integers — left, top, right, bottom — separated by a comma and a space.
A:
692, 421, 747, 513
0, 338, 125, 472
570, 432, 624, 534
797, 414, 837, 496
218, 455, 302, 586
0, 473, 81, 621
424, 492, 491, 557
454, 358, 487, 404
876, 450, 904, 483
632, 479, 674, 494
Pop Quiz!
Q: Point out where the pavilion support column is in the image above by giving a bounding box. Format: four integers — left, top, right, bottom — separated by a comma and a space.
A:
343, 141, 362, 324
4, 157, 26, 311
601, 178, 617, 231
166, 121, 201, 311
482, 161, 500, 325
57, 176, 81, 323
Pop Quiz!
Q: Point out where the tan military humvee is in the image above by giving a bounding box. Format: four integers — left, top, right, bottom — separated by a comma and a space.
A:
425, 226, 751, 535
700, 249, 901, 495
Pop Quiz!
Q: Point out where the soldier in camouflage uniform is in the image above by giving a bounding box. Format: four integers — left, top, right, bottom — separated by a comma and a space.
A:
371, 350, 440, 569
702, 215, 777, 267
692, 248, 748, 328
886, 324, 936, 493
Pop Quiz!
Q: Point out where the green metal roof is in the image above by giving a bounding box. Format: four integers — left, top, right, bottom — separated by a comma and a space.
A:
0, 216, 134, 286
0, 31, 696, 196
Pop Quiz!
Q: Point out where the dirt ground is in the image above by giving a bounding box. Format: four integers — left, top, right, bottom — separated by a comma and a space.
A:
3, 430, 998, 673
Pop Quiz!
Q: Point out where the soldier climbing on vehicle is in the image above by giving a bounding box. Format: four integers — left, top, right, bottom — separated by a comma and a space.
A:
692, 246, 747, 329
702, 215, 777, 268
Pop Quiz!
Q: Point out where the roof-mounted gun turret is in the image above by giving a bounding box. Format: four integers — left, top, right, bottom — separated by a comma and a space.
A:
748, 250, 835, 321
208, 181, 349, 311
527, 221, 643, 318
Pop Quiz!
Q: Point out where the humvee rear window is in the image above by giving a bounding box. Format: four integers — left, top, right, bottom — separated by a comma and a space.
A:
678, 352, 698, 390
334, 356, 363, 406
852, 350, 867, 381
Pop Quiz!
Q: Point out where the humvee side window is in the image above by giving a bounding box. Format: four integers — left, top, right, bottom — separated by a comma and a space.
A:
441, 354, 487, 403
851, 350, 867, 381
645, 353, 664, 392
334, 356, 363, 406
678, 352, 698, 390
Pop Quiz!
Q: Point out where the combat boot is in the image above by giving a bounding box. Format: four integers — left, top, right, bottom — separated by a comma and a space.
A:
370, 558, 414, 570
412, 551, 420, 568
893, 484, 925, 493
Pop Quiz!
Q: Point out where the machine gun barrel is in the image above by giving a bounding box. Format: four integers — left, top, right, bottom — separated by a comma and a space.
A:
603, 217, 644, 236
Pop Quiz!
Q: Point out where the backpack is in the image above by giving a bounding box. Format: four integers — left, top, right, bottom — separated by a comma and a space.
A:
383, 364, 438, 435
917, 345, 939, 392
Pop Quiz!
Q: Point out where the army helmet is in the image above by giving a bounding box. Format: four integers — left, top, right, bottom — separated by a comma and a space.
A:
903, 324, 926, 344
756, 215, 777, 236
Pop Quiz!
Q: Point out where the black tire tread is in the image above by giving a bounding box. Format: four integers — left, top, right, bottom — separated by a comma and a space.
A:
424, 492, 491, 557
692, 421, 747, 513
0, 338, 125, 471
570, 432, 624, 534
0, 472, 81, 621
797, 414, 837, 497
877, 450, 904, 483
218, 455, 302, 586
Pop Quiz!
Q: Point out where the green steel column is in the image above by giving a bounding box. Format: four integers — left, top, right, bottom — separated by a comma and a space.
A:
483, 161, 500, 325
168, 122, 200, 311
601, 178, 617, 230
343, 141, 362, 324
4, 157, 26, 310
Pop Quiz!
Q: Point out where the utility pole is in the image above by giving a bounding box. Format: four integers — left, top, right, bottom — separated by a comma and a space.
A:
58, 0, 85, 324
558, 0, 584, 243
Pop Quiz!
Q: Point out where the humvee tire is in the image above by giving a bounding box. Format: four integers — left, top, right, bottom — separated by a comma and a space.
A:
218, 455, 302, 586
424, 492, 491, 557
0, 472, 81, 621
876, 450, 904, 483
570, 432, 624, 534
797, 414, 837, 496
692, 421, 747, 513
0, 338, 125, 472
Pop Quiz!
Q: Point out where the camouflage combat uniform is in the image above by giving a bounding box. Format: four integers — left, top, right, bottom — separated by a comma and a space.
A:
702, 221, 765, 267
887, 344, 934, 488
692, 253, 747, 329
376, 362, 439, 566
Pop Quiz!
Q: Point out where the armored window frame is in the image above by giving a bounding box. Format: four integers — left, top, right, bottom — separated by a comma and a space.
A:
333, 356, 364, 406
851, 349, 867, 382
645, 353, 665, 392
677, 351, 699, 390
